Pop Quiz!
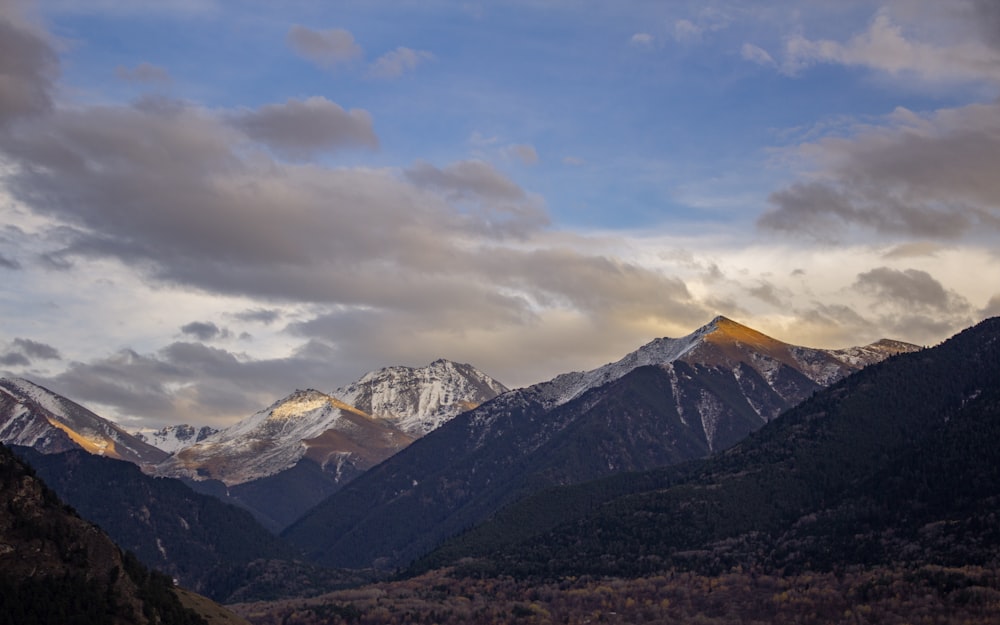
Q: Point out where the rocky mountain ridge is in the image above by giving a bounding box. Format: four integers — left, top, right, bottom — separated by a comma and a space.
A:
334, 358, 510, 436
156, 359, 506, 487
424, 316, 1000, 580
282, 316, 920, 569
0, 378, 168, 467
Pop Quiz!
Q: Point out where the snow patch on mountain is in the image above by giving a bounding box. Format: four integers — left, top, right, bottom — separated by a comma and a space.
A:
539, 325, 710, 409
464, 316, 920, 439
133, 424, 219, 455
156, 389, 356, 485
697, 389, 724, 452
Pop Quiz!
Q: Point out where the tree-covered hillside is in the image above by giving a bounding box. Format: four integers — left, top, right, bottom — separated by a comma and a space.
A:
424, 317, 1000, 579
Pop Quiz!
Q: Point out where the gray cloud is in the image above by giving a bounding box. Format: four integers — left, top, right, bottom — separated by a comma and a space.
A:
180, 321, 228, 341
971, 0, 1000, 50
231, 308, 281, 324
0, 253, 21, 270
882, 241, 944, 259
781, 303, 877, 348
982, 294, 1000, 318
747, 281, 784, 307
37, 251, 74, 271
12, 337, 61, 360
760, 103, 1000, 241
37, 339, 347, 426
854, 267, 970, 313
0, 352, 30, 367
0, 2, 56, 125
231, 96, 378, 160
405, 159, 528, 201
369, 47, 433, 78
115, 62, 171, 84
287, 26, 361, 69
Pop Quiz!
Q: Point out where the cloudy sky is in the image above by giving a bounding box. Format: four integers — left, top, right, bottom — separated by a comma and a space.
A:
2, 0, 999, 429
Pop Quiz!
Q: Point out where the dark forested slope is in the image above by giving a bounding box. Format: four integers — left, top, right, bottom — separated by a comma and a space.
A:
0, 442, 205, 625
426, 317, 1000, 579
13, 447, 301, 601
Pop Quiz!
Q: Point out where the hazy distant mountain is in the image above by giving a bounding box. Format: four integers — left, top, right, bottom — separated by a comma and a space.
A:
283, 316, 919, 570
155, 360, 507, 530
0, 377, 168, 467
428, 317, 1000, 579
134, 424, 219, 454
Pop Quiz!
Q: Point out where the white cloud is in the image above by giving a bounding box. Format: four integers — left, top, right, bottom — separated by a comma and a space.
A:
741, 43, 775, 66
369, 47, 434, 78
630, 32, 654, 46
671, 8, 732, 44
782, 8, 1000, 84
673, 19, 703, 44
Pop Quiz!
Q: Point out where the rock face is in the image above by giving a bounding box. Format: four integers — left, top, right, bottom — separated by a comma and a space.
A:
0, 378, 168, 467
333, 358, 510, 436
282, 316, 920, 570
158, 359, 508, 487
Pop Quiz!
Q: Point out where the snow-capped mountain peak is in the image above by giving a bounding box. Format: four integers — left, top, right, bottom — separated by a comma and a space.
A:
133, 424, 219, 455
505, 315, 919, 414
0, 377, 168, 466
537, 316, 736, 407
333, 358, 509, 436
155, 387, 411, 486
154, 360, 507, 489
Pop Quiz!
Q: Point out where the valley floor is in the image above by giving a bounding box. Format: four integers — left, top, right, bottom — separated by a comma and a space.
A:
231, 564, 1000, 625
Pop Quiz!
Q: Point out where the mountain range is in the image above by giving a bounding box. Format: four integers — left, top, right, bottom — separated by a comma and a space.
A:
154, 359, 508, 530
419, 316, 1000, 581
281, 316, 918, 569
0, 317, 920, 586
4, 314, 997, 624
